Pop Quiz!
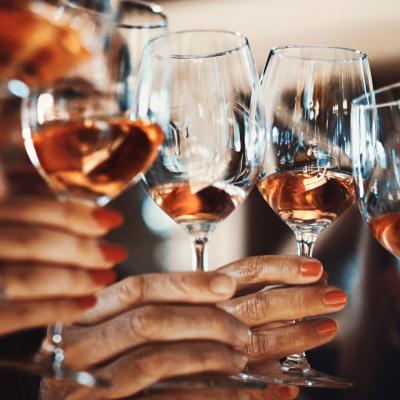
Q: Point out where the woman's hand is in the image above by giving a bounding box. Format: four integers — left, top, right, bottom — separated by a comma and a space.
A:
0, 195, 126, 336
218, 255, 346, 364
40, 271, 250, 400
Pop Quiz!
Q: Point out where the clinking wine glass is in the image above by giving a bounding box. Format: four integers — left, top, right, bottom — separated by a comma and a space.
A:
140, 30, 266, 389
248, 46, 373, 388
17, 0, 170, 387
352, 83, 400, 261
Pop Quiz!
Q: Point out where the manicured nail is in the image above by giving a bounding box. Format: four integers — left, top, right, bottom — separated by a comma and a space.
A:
324, 291, 347, 306
317, 320, 337, 336
232, 352, 248, 370
90, 270, 117, 286
99, 243, 128, 263
210, 274, 235, 294
75, 296, 97, 310
301, 262, 322, 277
236, 323, 251, 344
323, 271, 329, 280
278, 386, 293, 398
92, 208, 124, 229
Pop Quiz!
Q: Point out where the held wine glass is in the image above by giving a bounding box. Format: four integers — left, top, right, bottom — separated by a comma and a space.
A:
352, 83, 400, 260
17, 0, 170, 387
248, 46, 373, 388
139, 30, 266, 389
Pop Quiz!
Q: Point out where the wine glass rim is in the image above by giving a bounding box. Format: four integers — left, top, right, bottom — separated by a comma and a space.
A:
352, 81, 400, 109
59, 0, 116, 20
148, 29, 250, 59
117, 0, 167, 30
271, 45, 367, 63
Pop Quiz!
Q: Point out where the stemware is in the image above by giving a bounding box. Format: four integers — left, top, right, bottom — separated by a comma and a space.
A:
16, 0, 170, 387
247, 46, 373, 388
140, 30, 266, 388
352, 83, 400, 260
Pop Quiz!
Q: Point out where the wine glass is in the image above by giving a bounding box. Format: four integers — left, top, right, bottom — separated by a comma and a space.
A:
247, 46, 373, 388
17, 0, 170, 387
352, 83, 400, 260
139, 30, 266, 389
113, 0, 167, 113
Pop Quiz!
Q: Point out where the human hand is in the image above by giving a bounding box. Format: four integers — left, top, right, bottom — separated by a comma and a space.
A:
218, 255, 345, 364
0, 195, 126, 336
40, 271, 251, 400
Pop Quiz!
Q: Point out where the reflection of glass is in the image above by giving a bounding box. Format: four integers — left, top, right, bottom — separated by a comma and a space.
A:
248, 46, 373, 388
17, 0, 170, 387
140, 30, 266, 390
352, 83, 400, 259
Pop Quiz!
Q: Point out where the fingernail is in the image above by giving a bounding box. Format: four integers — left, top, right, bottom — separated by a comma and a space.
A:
92, 208, 124, 229
99, 243, 128, 263
323, 271, 329, 280
236, 323, 251, 344
317, 320, 337, 335
232, 352, 248, 370
210, 274, 235, 294
324, 291, 347, 306
301, 262, 322, 277
75, 295, 97, 310
90, 270, 117, 286
278, 386, 293, 398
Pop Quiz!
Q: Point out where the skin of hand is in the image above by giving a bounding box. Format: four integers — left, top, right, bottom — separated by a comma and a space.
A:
39, 256, 346, 400
0, 195, 126, 336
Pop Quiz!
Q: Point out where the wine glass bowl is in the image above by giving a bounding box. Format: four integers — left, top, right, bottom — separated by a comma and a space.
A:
352, 82, 400, 259
250, 46, 373, 388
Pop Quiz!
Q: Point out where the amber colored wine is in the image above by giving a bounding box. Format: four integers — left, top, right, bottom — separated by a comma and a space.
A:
30, 119, 164, 203
257, 170, 355, 227
149, 183, 245, 225
368, 213, 400, 259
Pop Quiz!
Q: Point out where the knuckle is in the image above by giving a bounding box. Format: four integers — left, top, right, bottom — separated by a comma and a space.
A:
242, 332, 276, 360
116, 276, 144, 306
241, 292, 270, 322
133, 305, 163, 340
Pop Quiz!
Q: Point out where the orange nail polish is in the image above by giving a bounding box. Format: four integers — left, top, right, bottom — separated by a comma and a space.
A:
278, 386, 293, 398
301, 262, 322, 277
75, 296, 97, 310
92, 209, 124, 229
317, 320, 337, 335
99, 243, 128, 263
322, 271, 329, 280
90, 270, 117, 285
324, 291, 347, 306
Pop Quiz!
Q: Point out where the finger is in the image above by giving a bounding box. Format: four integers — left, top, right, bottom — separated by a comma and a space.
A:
64, 305, 250, 369
77, 272, 237, 325
66, 342, 248, 400
134, 384, 299, 400
218, 256, 323, 293
0, 265, 116, 300
241, 318, 337, 362
0, 296, 97, 336
0, 196, 123, 237
0, 225, 127, 268
220, 285, 347, 327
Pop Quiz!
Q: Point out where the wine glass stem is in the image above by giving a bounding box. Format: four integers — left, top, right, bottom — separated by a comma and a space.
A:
190, 235, 210, 272
283, 233, 318, 368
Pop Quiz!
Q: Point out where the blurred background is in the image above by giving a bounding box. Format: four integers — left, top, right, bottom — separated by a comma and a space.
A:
1, 0, 400, 399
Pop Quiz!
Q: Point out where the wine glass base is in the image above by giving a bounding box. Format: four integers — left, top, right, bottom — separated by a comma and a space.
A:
0, 348, 112, 388
237, 365, 354, 389
146, 373, 267, 391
